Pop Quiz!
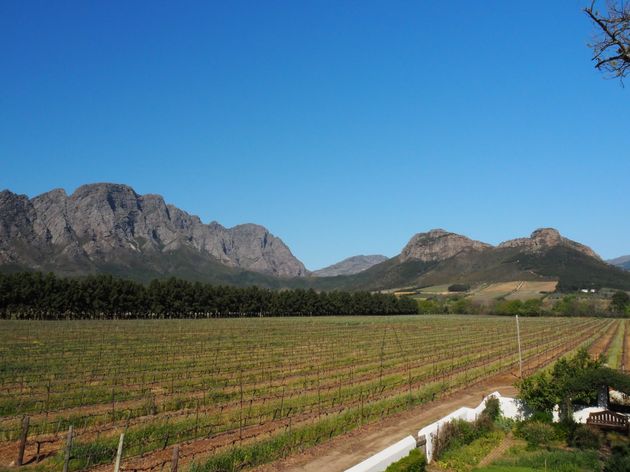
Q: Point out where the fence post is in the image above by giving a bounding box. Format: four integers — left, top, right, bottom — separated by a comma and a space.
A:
16, 415, 29, 466
62, 425, 73, 472
171, 445, 179, 472
114, 432, 125, 472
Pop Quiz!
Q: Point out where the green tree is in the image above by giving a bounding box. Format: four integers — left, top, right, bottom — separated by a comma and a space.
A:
518, 349, 603, 419
611, 291, 630, 313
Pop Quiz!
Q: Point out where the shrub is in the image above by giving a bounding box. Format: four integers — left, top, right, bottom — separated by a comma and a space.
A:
384, 448, 426, 472
448, 284, 470, 293
385, 449, 427, 472
605, 444, 630, 472
528, 410, 553, 424
605, 455, 630, 472
482, 397, 501, 422
433, 419, 478, 459
567, 424, 602, 450
515, 421, 557, 448
433, 405, 499, 460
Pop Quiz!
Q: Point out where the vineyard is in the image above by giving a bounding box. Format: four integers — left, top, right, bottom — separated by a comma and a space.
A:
0, 316, 624, 472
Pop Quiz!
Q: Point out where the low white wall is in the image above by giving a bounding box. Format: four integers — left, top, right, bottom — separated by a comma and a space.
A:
572, 406, 606, 424
344, 435, 417, 472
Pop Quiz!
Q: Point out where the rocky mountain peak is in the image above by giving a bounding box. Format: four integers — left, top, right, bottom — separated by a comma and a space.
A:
498, 228, 600, 259
0, 183, 307, 277
400, 229, 492, 263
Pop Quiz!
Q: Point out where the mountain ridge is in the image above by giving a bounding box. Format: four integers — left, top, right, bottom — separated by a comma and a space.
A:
312, 255, 388, 277
2, 183, 629, 292
609, 255, 630, 271
0, 183, 307, 279
305, 228, 630, 292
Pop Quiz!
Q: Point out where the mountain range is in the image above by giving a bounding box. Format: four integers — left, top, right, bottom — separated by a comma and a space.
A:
0, 184, 305, 286
608, 256, 630, 271
2, 183, 630, 292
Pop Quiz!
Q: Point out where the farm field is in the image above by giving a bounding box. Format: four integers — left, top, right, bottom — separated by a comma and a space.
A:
0, 316, 620, 472
413, 281, 558, 302
469, 281, 558, 303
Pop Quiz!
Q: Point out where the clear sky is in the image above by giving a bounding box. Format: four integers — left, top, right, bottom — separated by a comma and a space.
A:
1, 1, 628, 270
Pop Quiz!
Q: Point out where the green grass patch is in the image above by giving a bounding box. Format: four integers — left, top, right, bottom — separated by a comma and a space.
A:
607, 321, 625, 369
481, 445, 600, 472
436, 430, 504, 472
384, 448, 427, 471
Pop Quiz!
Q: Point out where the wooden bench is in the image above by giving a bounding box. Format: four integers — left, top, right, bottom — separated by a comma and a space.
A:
586, 410, 630, 433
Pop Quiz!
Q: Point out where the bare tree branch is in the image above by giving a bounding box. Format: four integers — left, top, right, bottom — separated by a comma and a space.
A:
584, 0, 630, 83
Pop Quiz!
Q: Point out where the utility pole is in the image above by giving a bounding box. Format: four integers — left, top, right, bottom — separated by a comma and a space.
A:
516, 315, 523, 378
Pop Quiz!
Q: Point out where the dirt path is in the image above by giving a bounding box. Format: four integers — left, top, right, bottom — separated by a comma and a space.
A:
588, 320, 618, 359
477, 433, 516, 468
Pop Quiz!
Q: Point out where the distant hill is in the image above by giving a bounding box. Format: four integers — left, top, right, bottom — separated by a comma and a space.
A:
312, 255, 388, 277
608, 255, 630, 271
306, 228, 630, 292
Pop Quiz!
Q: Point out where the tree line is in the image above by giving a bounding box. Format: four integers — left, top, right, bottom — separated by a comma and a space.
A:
0, 272, 419, 319
417, 293, 630, 317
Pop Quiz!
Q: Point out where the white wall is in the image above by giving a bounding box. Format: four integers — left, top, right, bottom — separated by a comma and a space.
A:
344, 435, 417, 472
571, 406, 606, 424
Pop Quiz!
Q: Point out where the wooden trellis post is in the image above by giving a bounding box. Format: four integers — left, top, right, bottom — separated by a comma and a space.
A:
62, 425, 73, 472
16, 415, 29, 466
171, 445, 179, 472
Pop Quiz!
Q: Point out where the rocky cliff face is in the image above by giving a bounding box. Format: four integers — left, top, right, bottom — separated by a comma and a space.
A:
498, 228, 600, 259
312, 255, 388, 277
400, 229, 491, 263
0, 183, 307, 277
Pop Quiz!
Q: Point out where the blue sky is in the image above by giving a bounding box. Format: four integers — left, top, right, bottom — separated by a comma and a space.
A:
1, 1, 628, 270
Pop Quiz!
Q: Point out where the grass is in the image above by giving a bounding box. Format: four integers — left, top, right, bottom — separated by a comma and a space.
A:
474, 444, 601, 472
504, 282, 558, 301
606, 320, 626, 369
436, 430, 504, 471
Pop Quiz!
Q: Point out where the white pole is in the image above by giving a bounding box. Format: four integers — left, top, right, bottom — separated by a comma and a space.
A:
516, 315, 523, 378
114, 433, 124, 472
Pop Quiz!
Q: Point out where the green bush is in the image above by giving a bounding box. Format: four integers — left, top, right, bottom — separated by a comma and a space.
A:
515, 421, 557, 448
605, 444, 630, 472
528, 410, 553, 424
568, 424, 602, 450
482, 397, 501, 422
384, 448, 426, 472
432, 398, 502, 460
448, 284, 470, 293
